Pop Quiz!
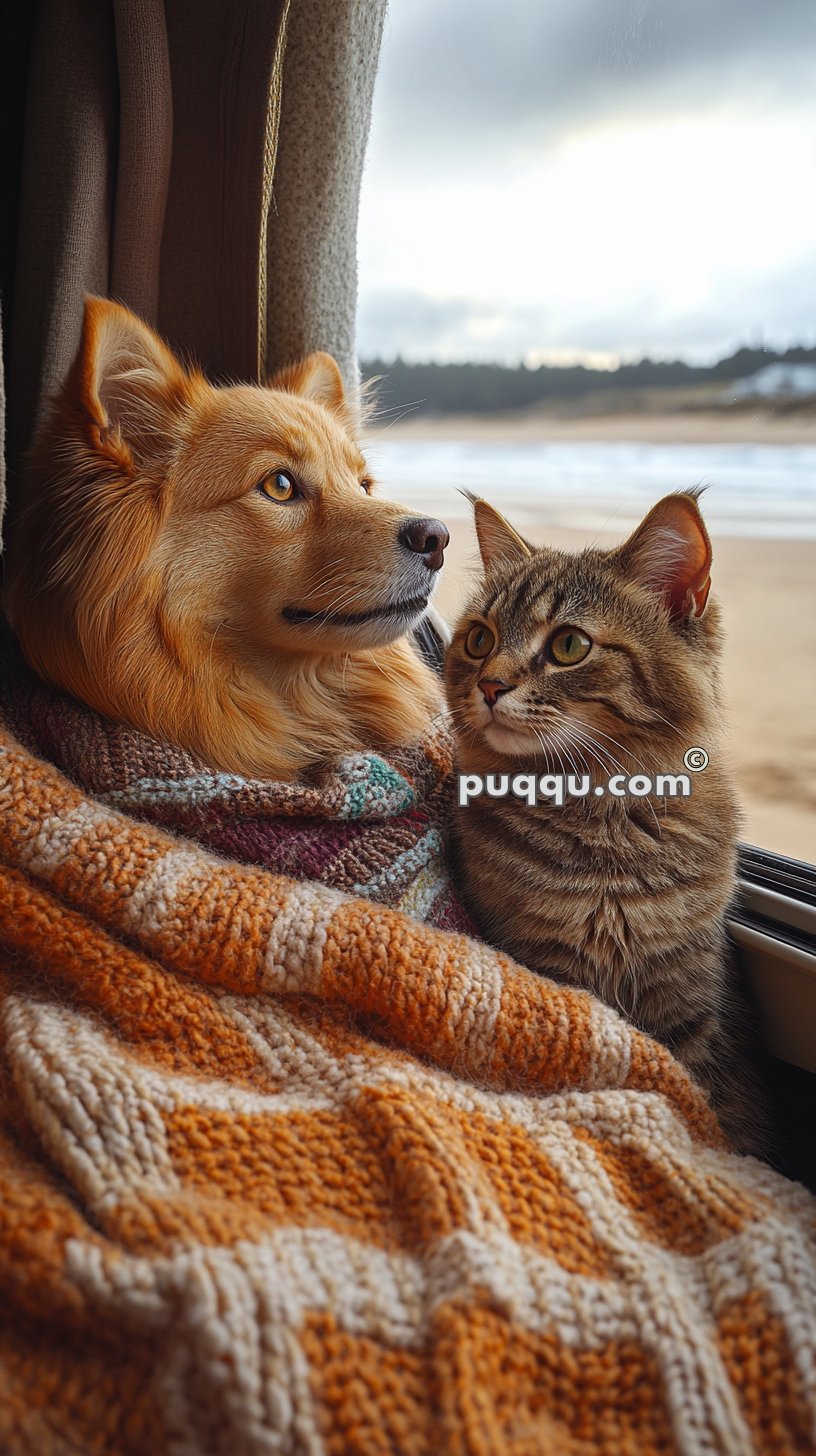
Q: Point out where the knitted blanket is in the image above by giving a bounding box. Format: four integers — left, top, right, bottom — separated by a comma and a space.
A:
1, 675, 816, 1453
0, 639, 470, 935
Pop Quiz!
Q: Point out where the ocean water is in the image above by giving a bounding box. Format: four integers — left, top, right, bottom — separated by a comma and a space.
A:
366, 438, 816, 540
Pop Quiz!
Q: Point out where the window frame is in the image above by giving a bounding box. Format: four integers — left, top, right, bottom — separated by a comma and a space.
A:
731, 845, 816, 1075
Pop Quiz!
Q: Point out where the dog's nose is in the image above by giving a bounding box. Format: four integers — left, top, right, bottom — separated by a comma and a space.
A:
398, 517, 449, 572
479, 679, 514, 707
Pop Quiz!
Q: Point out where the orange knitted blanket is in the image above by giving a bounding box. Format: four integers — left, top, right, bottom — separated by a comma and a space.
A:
1, 719, 815, 1456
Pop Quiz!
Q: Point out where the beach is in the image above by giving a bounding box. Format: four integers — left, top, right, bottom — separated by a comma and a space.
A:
378, 406, 816, 447
370, 410, 816, 861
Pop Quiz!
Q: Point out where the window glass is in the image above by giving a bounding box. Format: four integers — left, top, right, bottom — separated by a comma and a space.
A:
359, 0, 816, 860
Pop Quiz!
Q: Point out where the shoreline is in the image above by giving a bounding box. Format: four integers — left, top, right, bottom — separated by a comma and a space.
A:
366, 411, 815, 859
372, 408, 816, 446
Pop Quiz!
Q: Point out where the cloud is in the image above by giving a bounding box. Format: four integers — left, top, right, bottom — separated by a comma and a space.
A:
373, 0, 816, 169
358, 249, 816, 365
358, 0, 816, 362
357, 291, 524, 362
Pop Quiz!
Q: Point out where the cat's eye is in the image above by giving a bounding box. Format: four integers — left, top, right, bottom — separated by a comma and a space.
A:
465, 623, 496, 659
549, 626, 592, 665
258, 471, 297, 502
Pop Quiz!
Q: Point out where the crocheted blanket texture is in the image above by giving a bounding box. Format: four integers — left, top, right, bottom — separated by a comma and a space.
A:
0, 645, 471, 935
1, 651, 815, 1455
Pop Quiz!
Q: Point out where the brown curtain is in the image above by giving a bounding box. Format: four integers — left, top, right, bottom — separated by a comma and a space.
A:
0, 319, 5, 549
1, 0, 387, 539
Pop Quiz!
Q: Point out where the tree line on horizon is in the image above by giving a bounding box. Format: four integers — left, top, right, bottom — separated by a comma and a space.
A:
360, 343, 816, 416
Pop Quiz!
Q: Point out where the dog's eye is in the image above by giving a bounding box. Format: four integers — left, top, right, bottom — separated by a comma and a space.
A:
258, 471, 296, 502
360, 478, 372, 495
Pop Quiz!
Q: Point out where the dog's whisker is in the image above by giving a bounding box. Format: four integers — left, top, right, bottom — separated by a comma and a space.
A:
6, 297, 446, 785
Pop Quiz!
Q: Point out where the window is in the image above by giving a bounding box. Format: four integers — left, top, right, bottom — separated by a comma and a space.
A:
358, 0, 816, 865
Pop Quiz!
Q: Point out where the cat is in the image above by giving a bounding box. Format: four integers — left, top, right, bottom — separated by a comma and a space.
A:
445, 490, 768, 1156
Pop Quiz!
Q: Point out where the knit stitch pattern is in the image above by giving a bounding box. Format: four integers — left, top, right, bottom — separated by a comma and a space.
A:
0, 639, 470, 934
1, 692, 816, 1452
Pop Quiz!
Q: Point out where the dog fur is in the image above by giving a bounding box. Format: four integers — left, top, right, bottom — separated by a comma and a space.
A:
4, 299, 446, 780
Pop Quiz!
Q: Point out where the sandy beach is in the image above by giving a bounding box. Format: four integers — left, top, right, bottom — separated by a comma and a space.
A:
382, 407, 816, 447
374, 410, 816, 861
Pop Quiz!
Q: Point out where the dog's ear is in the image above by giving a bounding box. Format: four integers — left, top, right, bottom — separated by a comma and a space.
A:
71, 297, 190, 471
267, 352, 345, 413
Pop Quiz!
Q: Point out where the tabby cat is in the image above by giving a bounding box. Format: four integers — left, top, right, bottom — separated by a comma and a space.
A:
445, 491, 768, 1156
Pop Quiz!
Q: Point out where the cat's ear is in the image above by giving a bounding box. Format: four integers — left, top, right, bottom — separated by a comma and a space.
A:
267, 352, 345, 413
73, 297, 190, 469
469, 495, 533, 571
616, 493, 712, 621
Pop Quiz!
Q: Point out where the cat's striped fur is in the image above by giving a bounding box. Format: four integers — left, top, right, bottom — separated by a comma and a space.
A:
446, 492, 768, 1156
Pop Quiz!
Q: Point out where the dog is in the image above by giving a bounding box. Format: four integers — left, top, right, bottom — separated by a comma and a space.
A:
4, 298, 448, 780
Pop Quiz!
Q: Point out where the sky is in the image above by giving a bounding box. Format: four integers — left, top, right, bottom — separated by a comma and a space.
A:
356, 0, 816, 367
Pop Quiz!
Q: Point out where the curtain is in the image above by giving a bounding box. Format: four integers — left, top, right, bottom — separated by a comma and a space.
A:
265, 0, 388, 379
1, 0, 387, 538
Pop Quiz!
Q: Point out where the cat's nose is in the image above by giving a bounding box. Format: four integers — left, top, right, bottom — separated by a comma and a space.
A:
398, 517, 450, 572
479, 679, 514, 707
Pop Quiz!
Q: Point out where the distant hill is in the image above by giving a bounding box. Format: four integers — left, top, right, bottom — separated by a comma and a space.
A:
360, 345, 816, 417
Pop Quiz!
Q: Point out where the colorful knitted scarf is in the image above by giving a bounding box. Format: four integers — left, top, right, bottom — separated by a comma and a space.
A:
0, 637, 470, 934
1, 644, 815, 1455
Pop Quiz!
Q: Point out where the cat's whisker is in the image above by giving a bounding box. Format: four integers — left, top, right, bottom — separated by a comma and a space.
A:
568, 718, 639, 763
561, 737, 592, 783
540, 721, 577, 772
568, 717, 653, 779
525, 713, 589, 781
572, 736, 634, 788
441, 699, 483, 744
557, 716, 619, 771
568, 720, 670, 831
525, 720, 596, 818
442, 703, 477, 729
530, 725, 557, 777
560, 727, 611, 785
640, 708, 687, 742
563, 721, 662, 836
568, 723, 664, 838
547, 724, 583, 784
553, 733, 579, 792
569, 722, 635, 781
568, 724, 662, 839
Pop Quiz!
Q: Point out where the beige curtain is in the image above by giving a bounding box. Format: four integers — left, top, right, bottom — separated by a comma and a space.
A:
1, 0, 387, 538
266, 0, 388, 378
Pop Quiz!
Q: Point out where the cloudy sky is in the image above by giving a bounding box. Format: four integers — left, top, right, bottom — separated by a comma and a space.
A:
357, 0, 816, 366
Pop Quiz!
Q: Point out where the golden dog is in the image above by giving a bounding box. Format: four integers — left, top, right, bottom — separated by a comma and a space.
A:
5, 299, 448, 780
